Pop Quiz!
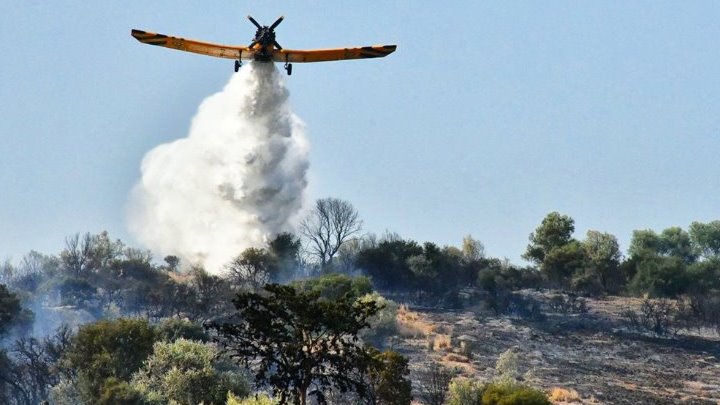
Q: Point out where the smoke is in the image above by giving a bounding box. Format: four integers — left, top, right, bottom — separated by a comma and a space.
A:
128, 62, 309, 273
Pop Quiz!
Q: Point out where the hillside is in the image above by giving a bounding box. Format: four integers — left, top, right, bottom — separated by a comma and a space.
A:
395, 292, 720, 404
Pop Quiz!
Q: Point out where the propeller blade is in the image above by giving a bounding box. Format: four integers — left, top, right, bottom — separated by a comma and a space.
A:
269, 16, 284, 30
273, 40, 283, 50
248, 40, 258, 48
247, 15, 262, 29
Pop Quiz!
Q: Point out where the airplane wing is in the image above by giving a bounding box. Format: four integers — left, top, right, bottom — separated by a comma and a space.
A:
131, 29, 254, 60
272, 45, 397, 63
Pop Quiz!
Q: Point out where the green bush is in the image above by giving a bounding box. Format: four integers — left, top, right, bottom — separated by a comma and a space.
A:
446, 377, 483, 405
157, 318, 208, 342
131, 338, 249, 405
629, 257, 689, 297
368, 349, 412, 405
291, 273, 372, 301
481, 382, 550, 405
99, 378, 147, 405
227, 392, 276, 405
60, 318, 158, 403
358, 292, 398, 346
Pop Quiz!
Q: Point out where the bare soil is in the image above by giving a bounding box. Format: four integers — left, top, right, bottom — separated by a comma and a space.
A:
392, 291, 720, 404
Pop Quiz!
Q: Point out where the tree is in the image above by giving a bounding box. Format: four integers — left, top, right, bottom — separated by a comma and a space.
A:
461, 235, 485, 263
367, 349, 412, 405
629, 227, 696, 263
523, 212, 575, 265
659, 227, 696, 263
542, 241, 586, 286
582, 230, 623, 293
163, 255, 180, 272
268, 233, 302, 282
355, 239, 423, 290
130, 339, 249, 405
689, 221, 720, 258
187, 266, 234, 321
60, 233, 93, 275
629, 256, 690, 297
60, 318, 158, 403
208, 284, 381, 405
300, 197, 362, 269
0, 284, 21, 337
523, 212, 583, 287
226, 248, 277, 292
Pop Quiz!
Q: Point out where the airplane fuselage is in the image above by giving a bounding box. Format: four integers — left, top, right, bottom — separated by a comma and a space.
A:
251, 27, 278, 62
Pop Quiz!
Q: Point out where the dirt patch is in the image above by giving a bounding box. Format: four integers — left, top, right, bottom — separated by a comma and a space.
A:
392, 292, 720, 404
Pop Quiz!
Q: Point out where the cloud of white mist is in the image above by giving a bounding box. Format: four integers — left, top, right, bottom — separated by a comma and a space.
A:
128, 62, 309, 273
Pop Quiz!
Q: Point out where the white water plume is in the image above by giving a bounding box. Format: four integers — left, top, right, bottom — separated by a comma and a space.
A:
128, 62, 309, 273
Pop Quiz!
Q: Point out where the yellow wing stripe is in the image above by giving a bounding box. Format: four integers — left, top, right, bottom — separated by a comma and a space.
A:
273, 45, 397, 63
131, 29, 254, 60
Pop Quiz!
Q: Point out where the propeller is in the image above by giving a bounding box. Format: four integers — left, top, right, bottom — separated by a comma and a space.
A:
247, 15, 262, 29
246, 15, 284, 48
269, 16, 284, 30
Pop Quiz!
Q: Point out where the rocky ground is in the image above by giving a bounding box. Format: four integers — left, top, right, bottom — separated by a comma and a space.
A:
391, 292, 720, 404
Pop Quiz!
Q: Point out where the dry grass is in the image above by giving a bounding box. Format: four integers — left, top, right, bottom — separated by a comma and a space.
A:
548, 387, 581, 403
432, 334, 452, 351
397, 305, 436, 337
444, 353, 469, 363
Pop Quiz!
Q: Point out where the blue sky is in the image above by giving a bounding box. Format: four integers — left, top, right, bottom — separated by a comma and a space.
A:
1, 1, 719, 264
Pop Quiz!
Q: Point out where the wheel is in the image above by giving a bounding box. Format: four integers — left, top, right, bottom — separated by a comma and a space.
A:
286, 63, 293, 76
234, 60, 241, 72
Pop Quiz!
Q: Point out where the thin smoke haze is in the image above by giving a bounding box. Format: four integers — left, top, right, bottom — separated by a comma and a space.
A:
128, 62, 309, 273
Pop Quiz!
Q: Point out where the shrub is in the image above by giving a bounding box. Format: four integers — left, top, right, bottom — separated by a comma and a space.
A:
495, 349, 520, 383
98, 378, 147, 405
548, 293, 588, 314
621, 299, 676, 336
60, 318, 158, 403
291, 273, 372, 300
358, 292, 398, 346
433, 334, 452, 351
157, 318, 208, 342
416, 363, 455, 405
131, 338, 249, 405
227, 392, 276, 405
368, 349, 412, 405
446, 377, 483, 405
482, 382, 551, 405
548, 387, 580, 402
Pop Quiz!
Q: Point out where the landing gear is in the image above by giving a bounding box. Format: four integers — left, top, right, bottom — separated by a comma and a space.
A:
284, 62, 292, 76
235, 50, 243, 72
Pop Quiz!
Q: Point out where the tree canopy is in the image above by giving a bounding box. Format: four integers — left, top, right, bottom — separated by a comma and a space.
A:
208, 284, 382, 405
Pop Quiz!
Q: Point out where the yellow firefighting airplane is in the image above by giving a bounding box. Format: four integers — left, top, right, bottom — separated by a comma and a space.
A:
131, 16, 396, 75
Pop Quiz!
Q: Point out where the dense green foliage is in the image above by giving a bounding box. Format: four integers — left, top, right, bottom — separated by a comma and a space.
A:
131, 338, 249, 405
0, 284, 22, 336
367, 349, 412, 405
60, 318, 158, 403
208, 284, 381, 405
481, 383, 551, 405
291, 273, 372, 300
446, 377, 484, 405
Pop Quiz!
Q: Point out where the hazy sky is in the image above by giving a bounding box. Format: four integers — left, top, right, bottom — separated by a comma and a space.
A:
1, 1, 719, 264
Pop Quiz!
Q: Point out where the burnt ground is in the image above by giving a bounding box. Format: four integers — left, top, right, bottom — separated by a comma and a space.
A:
391, 292, 720, 404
